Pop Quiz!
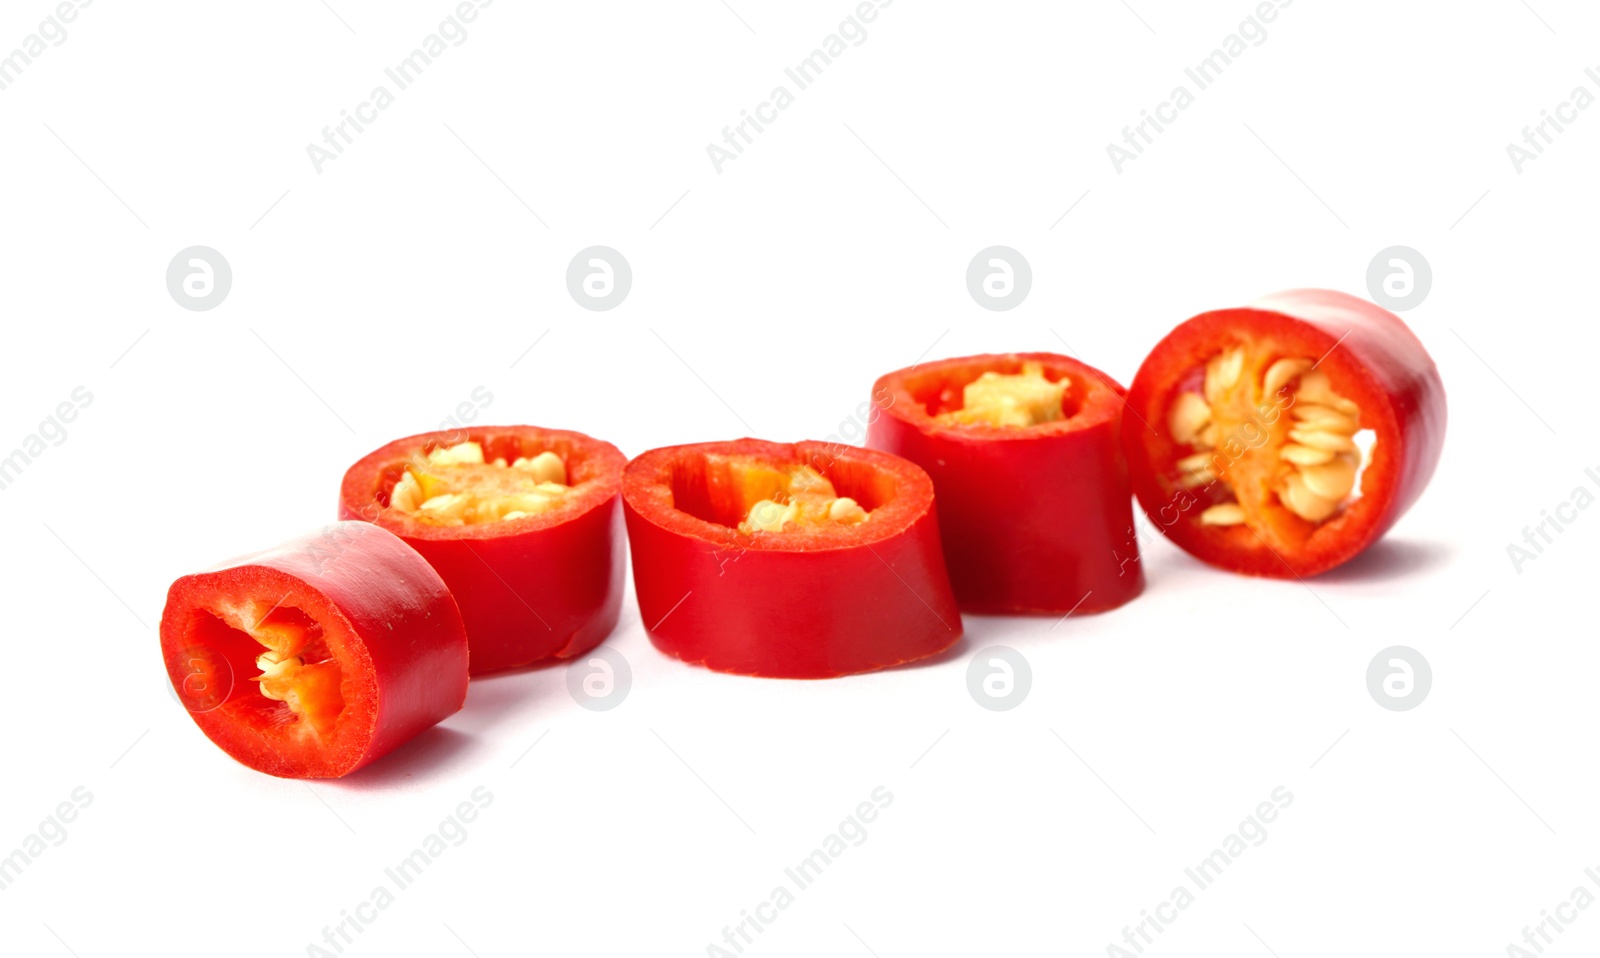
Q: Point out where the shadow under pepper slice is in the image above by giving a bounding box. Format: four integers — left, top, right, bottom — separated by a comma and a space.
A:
159, 522, 469, 779
622, 439, 962, 678
1121, 288, 1447, 578
868, 352, 1145, 615
339, 426, 627, 674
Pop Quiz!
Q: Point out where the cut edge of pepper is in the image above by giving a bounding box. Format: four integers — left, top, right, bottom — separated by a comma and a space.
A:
623, 439, 936, 552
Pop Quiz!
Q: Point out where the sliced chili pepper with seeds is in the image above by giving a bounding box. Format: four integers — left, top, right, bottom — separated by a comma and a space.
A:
622, 439, 962, 678
1122, 289, 1446, 578
159, 522, 469, 779
868, 353, 1145, 615
339, 427, 627, 674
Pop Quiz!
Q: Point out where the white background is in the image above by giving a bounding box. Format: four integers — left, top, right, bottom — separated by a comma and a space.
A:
2, 1, 1597, 955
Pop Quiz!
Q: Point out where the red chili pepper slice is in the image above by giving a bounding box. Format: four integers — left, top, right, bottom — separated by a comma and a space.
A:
622, 439, 962, 678
159, 522, 469, 779
868, 353, 1145, 615
338, 426, 627, 674
1121, 289, 1446, 577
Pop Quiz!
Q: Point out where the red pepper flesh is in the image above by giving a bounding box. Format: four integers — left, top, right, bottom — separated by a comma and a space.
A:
868, 353, 1145, 615
1121, 289, 1447, 578
159, 522, 469, 779
339, 426, 627, 674
622, 439, 962, 678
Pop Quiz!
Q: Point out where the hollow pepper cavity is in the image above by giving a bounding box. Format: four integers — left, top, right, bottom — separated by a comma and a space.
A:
868, 352, 1145, 615
159, 522, 469, 779
622, 438, 962, 678
339, 426, 627, 674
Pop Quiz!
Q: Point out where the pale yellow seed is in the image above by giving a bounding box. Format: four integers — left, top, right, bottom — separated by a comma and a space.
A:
1218, 347, 1245, 386
255, 650, 297, 673
1296, 369, 1332, 398
1200, 503, 1246, 526
1262, 358, 1313, 399
745, 500, 795, 533
427, 441, 485, 466
390, 471, 423, 512
419, 493, 469, 521
1168, 391, 1212, 446
518, 454, 569, 486
1199, 423, 1219, 447
1280, 474, 1341, 522
1288, 429, 1357, 453
1204, 347, 1244, 404
1300, 454, 1358, 500
496, 493, 554, 517
1295, 370, 1359, 415
828, 497, 868, 524
254, 651, 302, 700
1292, 404, 1359, 434
1179, 468, 1217, 489
1280, 443, 1336, 466
1177, 451, 1217, 474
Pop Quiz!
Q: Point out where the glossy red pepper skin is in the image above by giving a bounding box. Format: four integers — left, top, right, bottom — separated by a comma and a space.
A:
622, 439, 962, 678
1122, 289, 1447, 577
339, 427, 627, 674
159, 522, 469, 779
868, 353, 1144, 615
